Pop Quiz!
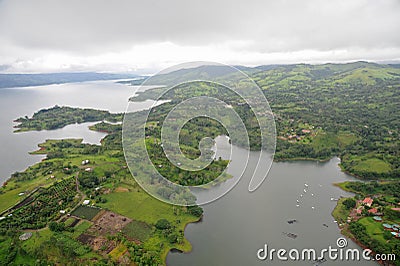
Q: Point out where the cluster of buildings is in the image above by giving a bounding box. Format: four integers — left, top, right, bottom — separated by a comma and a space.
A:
360, 197, 400, 238
278, 127, 314, 142
355, 197, 381, 216
382, 223, 400, 238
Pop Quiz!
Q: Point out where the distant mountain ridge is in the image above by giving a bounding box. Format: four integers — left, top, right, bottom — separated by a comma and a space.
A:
1, 62, 398, 89
122, 61, 398, 87
0, 72, 139, 89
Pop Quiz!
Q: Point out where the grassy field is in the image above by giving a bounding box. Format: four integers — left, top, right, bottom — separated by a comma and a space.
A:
69, 220, 93, 239
0, 187, 29, 213
334, 182, 355, 193
98, 187, 200, 263
337, 131, 358, 148
311, 132, 338, 152
0, 170, 60, 213
334, 67, 399, 85
357, 217, 386, 244
71, 206, 102, 220
352, 158, 392, 173
22, 228, 53, 253
122, 220, 152, 242
98, 190, 198, 226
331, 198, 351, 224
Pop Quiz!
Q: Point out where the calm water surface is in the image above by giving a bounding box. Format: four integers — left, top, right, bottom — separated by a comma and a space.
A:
167, 137, 376, 265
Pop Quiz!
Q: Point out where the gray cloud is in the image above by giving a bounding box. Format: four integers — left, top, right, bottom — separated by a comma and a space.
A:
0, 0, 399, 72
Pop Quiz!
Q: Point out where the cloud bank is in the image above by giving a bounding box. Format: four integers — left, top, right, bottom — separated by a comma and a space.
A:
0, 0, 399, 73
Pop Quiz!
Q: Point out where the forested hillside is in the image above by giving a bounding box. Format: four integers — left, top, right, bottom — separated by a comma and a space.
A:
130, 62, 400, 179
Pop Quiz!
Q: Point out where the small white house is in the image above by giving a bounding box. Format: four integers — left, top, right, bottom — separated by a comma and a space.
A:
85, 167, 92, 172
19, 232, 32, 241
59, 210, 66, 214
18, 192, 25, 196
82, 160, 90, 165
83, 200, 90, 205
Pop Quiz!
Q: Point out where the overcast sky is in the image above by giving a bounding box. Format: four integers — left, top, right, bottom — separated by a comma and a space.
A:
0, 0, 399, 73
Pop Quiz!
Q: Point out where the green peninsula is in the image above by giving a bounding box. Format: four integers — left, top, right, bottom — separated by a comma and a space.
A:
332, 181, 400, 265
1, 116, 203, 265
14, 106, 123, 132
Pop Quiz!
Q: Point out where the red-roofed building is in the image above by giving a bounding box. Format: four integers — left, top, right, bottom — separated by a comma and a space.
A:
392, 208, 400, 212
362, 197, 373, 207
368, 208, 378, 214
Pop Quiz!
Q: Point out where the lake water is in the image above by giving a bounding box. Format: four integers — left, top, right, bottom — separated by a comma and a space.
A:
168, 137, 376, 265
0, 80, 156, 183
0, 81, 376, 265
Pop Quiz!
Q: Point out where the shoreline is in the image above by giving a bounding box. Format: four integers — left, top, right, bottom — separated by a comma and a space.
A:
4, 115, 390, 265
331, 197, 392, 266
161, 215, 203, 264
2, 135, 389, 265
1, 127, 205, 265
274, 156, 331, 163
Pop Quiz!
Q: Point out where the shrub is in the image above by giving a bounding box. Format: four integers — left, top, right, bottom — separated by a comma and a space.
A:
155, 219, 170, 230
